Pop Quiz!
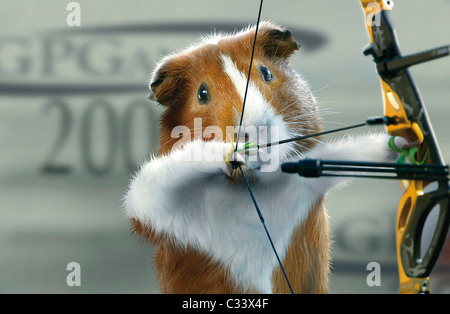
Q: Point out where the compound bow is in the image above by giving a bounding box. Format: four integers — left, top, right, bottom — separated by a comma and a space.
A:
358, 0, 450, 294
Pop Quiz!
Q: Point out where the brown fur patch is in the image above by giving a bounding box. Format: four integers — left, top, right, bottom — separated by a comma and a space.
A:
131, 219, 254, 293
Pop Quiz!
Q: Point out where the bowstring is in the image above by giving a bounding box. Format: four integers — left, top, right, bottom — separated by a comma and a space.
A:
238, 166, 294, 294
235, 0, 263, 152
235, 0, 295, 294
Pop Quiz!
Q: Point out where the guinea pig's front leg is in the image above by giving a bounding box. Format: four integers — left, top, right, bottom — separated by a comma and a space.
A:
302, 133, 407, 193
124, 140, 244, 226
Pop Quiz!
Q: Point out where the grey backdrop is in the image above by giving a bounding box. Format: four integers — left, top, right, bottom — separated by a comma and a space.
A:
0, 0, 449, 293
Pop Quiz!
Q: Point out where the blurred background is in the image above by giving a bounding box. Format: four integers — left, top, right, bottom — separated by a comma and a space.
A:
0, 0, 448, 293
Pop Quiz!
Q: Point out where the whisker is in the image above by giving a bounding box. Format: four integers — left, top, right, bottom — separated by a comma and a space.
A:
278, 99, 303, 114
313, 80, 339, 94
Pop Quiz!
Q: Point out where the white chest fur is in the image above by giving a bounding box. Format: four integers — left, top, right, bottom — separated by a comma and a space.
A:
188, 173, 316, 293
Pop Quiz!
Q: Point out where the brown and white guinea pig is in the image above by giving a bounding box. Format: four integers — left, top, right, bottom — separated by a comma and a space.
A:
124, 21, 405, 294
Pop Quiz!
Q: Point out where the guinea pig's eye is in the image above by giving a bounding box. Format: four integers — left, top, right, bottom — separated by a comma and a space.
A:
259, 65, 273, 83
197, 83, 210, 105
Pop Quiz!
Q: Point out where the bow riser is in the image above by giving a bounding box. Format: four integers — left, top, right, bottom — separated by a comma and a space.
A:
360, 0, 450, 294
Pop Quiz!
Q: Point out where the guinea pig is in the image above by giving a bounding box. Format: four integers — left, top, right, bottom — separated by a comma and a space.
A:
124, 21, 405, 294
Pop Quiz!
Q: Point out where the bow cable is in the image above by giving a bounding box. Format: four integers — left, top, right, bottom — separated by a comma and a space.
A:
241, 116, 396, 151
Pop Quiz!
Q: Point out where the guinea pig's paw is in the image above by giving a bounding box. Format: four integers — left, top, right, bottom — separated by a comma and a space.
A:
387, 135, 416, 162
199, 141, 245, 177
222, 147, 246, 177
392, 136, 409, 150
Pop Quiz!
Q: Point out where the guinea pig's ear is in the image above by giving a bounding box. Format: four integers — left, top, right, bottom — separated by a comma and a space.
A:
257, 22, 300, 59
148, 55, 185, 106
147, 64, 163, 102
